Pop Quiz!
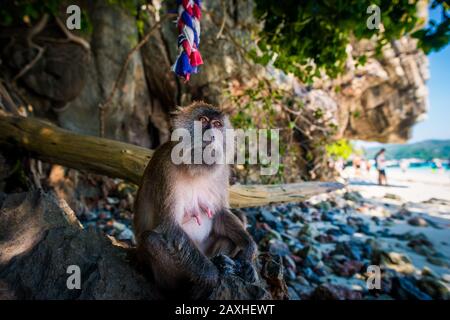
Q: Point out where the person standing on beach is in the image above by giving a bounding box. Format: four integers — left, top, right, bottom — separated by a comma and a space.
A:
375, 148, 387, 186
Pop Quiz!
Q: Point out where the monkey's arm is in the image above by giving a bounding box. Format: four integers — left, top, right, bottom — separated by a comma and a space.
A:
139, 221, 219, 291
211, 210, 257, 262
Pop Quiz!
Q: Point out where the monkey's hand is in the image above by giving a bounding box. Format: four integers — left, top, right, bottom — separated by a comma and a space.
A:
142, 223, 220, 292
237, 258, 259, 284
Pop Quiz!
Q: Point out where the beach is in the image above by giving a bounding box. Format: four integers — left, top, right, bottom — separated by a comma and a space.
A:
321, 166, 450, 296
246, 166, 450, 299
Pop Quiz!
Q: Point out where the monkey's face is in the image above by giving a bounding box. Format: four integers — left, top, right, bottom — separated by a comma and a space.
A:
172, 102, 231, 166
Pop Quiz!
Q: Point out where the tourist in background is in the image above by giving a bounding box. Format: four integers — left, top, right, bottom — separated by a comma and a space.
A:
375, 148, 387, 186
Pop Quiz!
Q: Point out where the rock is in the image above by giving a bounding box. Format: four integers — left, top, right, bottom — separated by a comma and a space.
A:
384, 193, 402, 201
375, 251, 415, 274
407, 217, 428, 227
391, 207, 412, 220
314, 201, 332, 212
334, 260, 364, 277
309, 284, 363, 300
315, 234, 336, 243
338, 224, 356, 235
0, 0, 430, 182
417, 276, 449, 300
343, 191, 363, 202
269, 240, 290, 257
117, 228, 134, 241
258, 253, 289, 300
208, 275, 271, 300
287, 286, 301, 300
302, 268, 322, 284
371, 216, 381, 225
332, 240, 371, 261
391, 277, 432, 300
0, 191, 157, 299
112, 220, 127, 231
0, 191, 285, 300
321, 211, 335, 222
289, 282, 314, 299
326, 228, 343, 237
421, 267, 438, 279
408, 236, 435, 256
441, 274, 450, 283
259, 209, 283, 229
426, 256, 449, 267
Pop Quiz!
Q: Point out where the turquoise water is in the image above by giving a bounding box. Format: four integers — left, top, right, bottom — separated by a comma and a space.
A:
388, 162, 450, 170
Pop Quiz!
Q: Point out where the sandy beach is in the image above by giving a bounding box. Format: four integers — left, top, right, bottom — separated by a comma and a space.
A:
324, 167, 450, 292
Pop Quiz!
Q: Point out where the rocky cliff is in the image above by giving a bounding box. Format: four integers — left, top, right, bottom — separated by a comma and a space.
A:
0, 0, 429, 178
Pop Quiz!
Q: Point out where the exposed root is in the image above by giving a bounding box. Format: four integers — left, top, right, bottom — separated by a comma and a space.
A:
12, 14, 49, 82
54, 17, 90, 52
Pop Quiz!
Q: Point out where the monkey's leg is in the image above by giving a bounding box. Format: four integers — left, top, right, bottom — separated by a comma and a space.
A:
212, 210, 257, 261
209, 210, 259, 283
139, 223, 219, 298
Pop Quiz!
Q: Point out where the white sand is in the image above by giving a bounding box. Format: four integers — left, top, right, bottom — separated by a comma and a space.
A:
344, 167, 450, 281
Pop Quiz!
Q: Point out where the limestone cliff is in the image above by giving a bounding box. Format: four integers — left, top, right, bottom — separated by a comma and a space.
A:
0, 0, 429, 179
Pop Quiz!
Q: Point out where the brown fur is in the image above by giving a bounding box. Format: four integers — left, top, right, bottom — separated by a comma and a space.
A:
134, 102, 257, 298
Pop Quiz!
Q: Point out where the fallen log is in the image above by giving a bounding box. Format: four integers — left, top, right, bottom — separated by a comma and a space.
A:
0, 113, 344, 207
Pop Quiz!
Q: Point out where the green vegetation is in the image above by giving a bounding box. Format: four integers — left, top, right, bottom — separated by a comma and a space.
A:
253, 0, 450, 83
365, 140, 450, 160
326, 139, 354, 160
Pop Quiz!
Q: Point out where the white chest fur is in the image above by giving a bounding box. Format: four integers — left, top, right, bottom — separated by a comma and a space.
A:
174, 173, 225, 251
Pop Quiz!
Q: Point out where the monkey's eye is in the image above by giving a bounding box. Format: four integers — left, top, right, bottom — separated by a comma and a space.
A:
199, 116, 209, 124
212, 120, 223, 128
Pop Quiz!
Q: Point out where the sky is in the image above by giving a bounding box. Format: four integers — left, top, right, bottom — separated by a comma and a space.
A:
411, 9, 450, 143
357, 7, 449, 148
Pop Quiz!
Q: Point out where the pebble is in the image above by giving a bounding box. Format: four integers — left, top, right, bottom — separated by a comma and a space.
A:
79, 178, 447, 300
117, 227, 134, 241
407, 217, 428, 227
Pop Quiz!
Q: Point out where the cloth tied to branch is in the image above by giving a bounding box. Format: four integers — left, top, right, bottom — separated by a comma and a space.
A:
172, 0, 203, 81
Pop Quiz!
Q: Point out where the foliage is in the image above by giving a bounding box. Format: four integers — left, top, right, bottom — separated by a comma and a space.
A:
0, 0, 64, 26
225, 79, 303, 183
413, 0, 450, 53
0, 0, 153, 35
326, 139, 354, 160
253, 0, 450, 83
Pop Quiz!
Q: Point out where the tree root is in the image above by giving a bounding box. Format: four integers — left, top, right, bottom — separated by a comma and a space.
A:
12, 14, 49, 83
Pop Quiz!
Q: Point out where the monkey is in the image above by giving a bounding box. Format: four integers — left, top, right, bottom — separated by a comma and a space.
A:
133, 101, 257, 299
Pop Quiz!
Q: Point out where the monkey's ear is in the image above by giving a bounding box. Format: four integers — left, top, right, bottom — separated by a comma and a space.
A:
170, 106, 184, 118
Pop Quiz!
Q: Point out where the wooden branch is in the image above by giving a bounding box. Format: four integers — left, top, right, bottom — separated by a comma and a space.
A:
0, 113, 344, 208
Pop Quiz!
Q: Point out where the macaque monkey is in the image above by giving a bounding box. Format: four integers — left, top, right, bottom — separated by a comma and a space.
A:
134, 102, 257, 298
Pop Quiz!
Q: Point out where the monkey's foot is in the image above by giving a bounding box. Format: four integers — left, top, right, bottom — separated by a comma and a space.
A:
211, 254, 236, 276
211, 254, 259, 284
237, 259, 259, 284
